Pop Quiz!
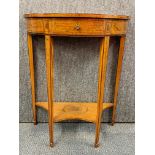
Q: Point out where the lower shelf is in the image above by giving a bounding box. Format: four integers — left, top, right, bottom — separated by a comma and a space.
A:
36, 102, 113, 123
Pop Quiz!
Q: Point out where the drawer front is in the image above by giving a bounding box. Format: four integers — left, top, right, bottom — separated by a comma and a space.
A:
50, 18, 105, 36
27, 18, 128, 36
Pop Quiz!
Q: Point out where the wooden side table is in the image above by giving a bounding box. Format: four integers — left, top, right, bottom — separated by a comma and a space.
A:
25, 13, 129, 147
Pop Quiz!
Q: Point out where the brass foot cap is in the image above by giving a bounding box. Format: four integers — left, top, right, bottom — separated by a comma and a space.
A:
95, 143, 100, 148
34, 122, 37, 125
50, 143, 54, 147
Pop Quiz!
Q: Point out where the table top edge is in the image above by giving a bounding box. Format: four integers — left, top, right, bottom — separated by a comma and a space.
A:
24, 13, 130, 19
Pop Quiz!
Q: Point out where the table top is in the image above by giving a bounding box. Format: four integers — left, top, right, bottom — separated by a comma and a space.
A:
24, 13, 129, 20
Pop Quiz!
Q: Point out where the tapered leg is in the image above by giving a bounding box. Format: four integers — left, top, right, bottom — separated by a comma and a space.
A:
95, 36, 110, 147
112, 36, 126, 126
27, 33, 37, 125
45, 35, 54, 147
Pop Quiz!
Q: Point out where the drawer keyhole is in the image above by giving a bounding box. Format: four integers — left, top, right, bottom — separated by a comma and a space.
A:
74, 24, 80, 30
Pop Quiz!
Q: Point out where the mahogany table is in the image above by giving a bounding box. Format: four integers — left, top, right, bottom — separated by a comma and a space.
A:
25, 13, 129, 147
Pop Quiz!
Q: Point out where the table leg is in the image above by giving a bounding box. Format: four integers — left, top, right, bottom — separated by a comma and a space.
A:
45, 35, 54, 147
112, 36, 126, 125
95, 36, 110, 147
27, 33, 37, 125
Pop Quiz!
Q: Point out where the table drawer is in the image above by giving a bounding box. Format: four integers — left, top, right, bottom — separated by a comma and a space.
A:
27, 18, 128, 35
50, 18, 105, 36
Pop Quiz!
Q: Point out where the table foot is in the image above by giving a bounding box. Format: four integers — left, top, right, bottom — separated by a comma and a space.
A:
94, 143, 100, 148
34, 121, 37, 125
50, 143, 54, 147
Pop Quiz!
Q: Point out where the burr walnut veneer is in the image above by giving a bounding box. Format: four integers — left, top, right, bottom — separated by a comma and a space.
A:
25, 13, 129, 147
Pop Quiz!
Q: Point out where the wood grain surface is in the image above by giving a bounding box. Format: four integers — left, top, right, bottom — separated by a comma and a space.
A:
25, 13, 129, 147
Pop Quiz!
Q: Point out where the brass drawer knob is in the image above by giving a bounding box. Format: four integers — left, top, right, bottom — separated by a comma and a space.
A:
74, 24, 80, 30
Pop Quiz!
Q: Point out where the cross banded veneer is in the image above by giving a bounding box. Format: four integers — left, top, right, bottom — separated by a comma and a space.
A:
25, 13, 129, 147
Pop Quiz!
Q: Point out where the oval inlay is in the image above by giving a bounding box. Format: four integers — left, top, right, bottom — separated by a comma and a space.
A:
62, 104, 88, 114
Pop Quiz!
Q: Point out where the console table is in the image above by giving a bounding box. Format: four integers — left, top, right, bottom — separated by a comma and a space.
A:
24, 13, 129, 147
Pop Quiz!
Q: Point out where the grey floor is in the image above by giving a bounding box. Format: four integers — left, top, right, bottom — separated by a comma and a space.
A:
19, 123, 135, 155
